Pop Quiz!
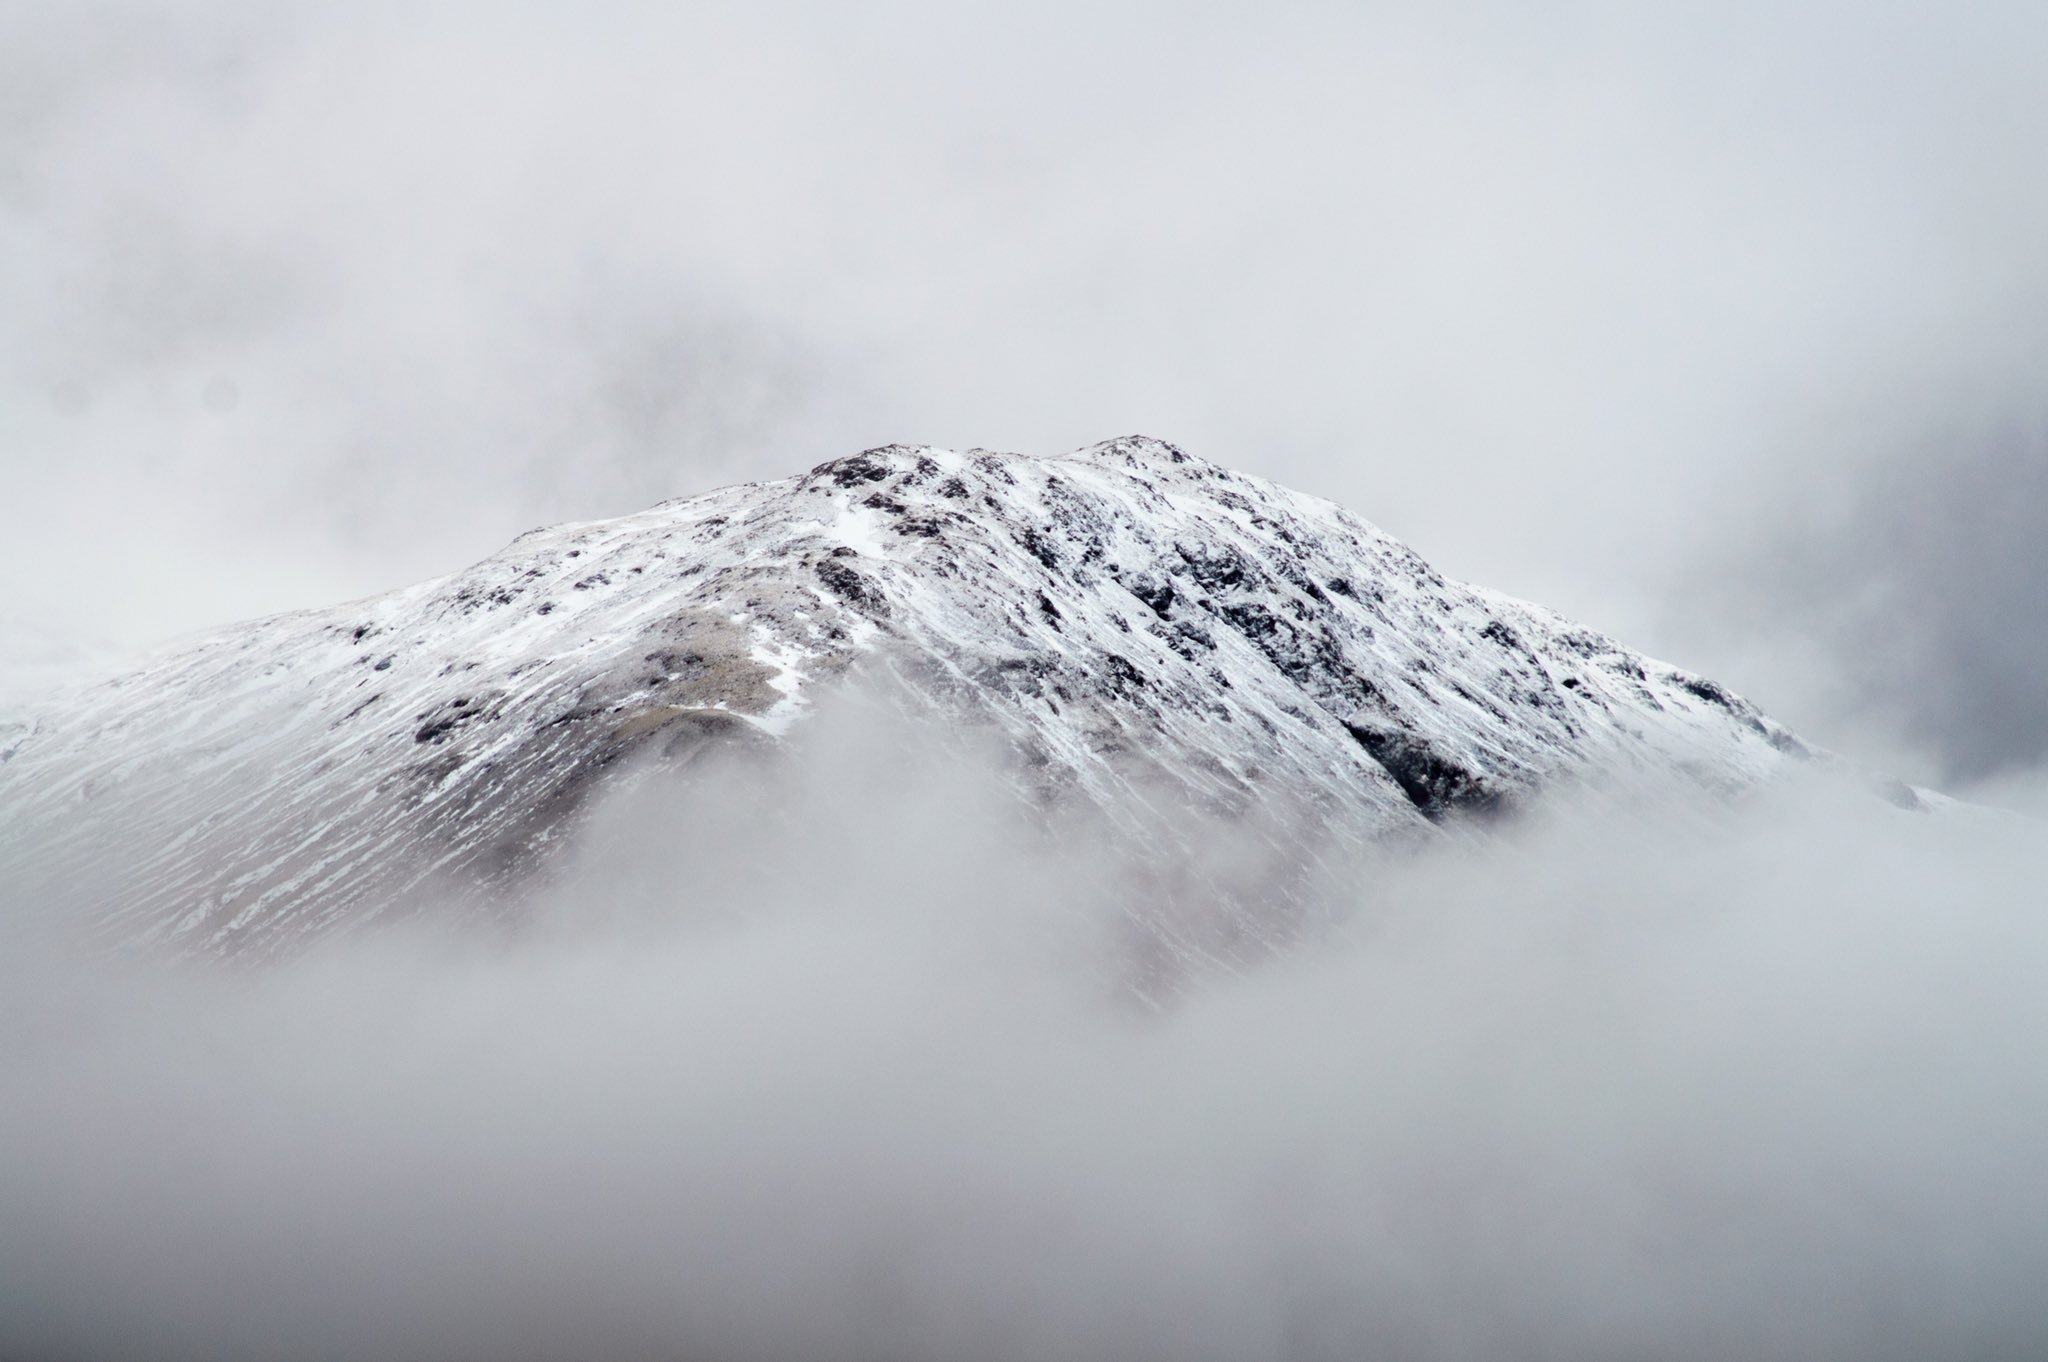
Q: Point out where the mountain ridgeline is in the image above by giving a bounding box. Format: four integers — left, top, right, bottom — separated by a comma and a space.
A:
0, 437, 1858, 956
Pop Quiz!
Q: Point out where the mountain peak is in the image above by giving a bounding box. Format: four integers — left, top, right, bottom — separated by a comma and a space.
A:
1, 439, 1846, 955
1056, 433, 1197, 469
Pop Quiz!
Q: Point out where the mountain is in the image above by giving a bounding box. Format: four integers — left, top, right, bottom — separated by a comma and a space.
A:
0, 436, 1857, 956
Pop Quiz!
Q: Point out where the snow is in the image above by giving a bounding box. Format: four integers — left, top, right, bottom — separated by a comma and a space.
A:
0, 435, 1846, 955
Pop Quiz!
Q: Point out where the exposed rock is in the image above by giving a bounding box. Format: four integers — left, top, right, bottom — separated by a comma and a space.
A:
0, 436, 1842, 955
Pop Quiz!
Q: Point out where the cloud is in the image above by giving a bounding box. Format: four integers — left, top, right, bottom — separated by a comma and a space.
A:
1689, 390, 2048, 800
1798, 418, 2048, 784
4, 725, 2047, 1360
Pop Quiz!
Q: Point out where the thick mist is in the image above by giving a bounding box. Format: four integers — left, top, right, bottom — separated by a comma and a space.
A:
1704, 411, 2048, 800
6, 726, 2047, 1361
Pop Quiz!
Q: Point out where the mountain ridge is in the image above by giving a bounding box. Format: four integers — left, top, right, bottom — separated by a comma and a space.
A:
0, 436, 1896, 955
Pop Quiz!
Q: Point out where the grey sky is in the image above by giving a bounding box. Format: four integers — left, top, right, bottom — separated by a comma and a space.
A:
1667, 398, 2046, 787
3, 0, 2045, 796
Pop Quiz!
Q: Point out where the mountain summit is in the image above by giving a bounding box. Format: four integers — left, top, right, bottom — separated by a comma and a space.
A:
2, 437, 1848, 953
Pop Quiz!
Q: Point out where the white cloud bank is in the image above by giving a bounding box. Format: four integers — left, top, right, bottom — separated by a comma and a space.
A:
5, 734, 2045, 1361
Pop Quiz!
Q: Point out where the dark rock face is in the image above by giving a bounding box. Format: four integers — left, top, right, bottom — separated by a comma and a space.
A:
1343, 722, 1505, 822
0, 436, 1815, 955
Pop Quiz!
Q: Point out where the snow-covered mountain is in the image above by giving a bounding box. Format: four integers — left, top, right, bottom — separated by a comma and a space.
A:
1, 436, 1860, 955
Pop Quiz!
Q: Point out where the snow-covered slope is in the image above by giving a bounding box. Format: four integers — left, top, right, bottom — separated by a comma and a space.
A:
2, 437, 1835, 954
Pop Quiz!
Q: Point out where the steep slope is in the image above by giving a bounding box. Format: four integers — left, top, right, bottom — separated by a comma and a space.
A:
1, 436, 1824, 954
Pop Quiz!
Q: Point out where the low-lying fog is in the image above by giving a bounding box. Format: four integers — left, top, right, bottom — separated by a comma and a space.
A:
6, 725, 2045, 1361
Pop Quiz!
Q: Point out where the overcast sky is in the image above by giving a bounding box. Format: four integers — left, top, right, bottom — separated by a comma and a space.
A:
3, 0, 2045, 799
